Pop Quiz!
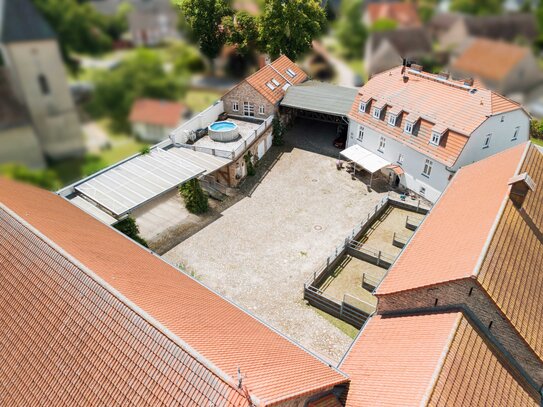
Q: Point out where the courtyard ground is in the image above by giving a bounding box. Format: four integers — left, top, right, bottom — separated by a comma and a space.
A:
164, 141, 387, 363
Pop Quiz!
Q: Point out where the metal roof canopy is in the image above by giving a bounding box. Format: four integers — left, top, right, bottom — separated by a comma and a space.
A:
280, 81, 358, 117
75, 147, 230, 216
340, 145, 390, 174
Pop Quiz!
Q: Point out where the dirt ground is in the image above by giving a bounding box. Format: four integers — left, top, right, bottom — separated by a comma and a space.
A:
164, 141, 387, 363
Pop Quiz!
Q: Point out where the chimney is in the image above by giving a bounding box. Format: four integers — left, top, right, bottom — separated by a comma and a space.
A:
508, 173, 536, 208
438, 71, 450, 80
463, 78, 474, 87
411, 64, 423, 72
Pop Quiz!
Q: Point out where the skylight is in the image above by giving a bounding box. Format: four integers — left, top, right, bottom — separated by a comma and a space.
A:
266, 82, 276, 90
271, 78, 280, 86
286, 68, 296, 78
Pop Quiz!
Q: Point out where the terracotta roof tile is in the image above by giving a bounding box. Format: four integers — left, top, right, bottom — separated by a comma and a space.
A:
129, 98, 186, 127
341, 312, 540, 406
0, 177, 348, 406
451, 38, 529, 82
366, 2, 421, 27
349, 67, 523, 164
377, 142, 529, 295
244, 55, 307, 104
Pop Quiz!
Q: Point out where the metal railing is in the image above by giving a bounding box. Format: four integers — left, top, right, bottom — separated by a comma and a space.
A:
362, 273, 382, 290
405, 215, 422, 231
348, 241, 397, 265
392, 232, 410, 248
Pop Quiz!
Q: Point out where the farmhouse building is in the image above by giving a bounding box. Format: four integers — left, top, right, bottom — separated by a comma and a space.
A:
222, 55, 307, 118
129, 98, 188, 143
347, 65, 530, 202
341, 142, 543, 406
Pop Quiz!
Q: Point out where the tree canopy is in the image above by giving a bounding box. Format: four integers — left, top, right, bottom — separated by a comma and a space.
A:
222, 11, 259, 55
89, 49, 185, 132
449, 0, 502, 15
336, 0, 366, 58
370, 18, 398, 32
259, 0, 327, 60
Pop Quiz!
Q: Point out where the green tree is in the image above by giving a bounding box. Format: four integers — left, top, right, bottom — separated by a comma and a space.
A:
222, 11, 259, 55
167, 41, 206, 74
0, 164, 61, 190
370, 18, 398, 33
259, 0, 327, 60
174, 0, 232, 70
179, 179, 209, 214
89, 49, 185, 132
530, 119, 543, 140
271, 116, 284, 146
336, 0, 366, 58
450, 0, 502, 15
114, 217, 149, 247
32, 0, 113, 68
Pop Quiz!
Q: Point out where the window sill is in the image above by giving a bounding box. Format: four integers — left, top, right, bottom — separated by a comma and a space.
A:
377, 149, 384, 154
482, 146, 489, 149
421, 173, 430, 178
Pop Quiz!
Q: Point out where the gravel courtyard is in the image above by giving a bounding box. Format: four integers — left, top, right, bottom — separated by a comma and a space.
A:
164, 145, 386, 363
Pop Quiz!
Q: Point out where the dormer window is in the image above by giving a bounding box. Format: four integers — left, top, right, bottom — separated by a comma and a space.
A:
359, 102, 367, 112
430, 132, 441, 146
266, 82, 276, 90
286, 68, 296, 78
373, 108, 381, 119
271, 78, 280, 86
404, 121, 413, 134
388, 114, 397, 126
282, 83, 291, 91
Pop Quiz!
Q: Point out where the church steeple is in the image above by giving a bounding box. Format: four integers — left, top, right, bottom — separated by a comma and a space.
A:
0, 0, 56, 44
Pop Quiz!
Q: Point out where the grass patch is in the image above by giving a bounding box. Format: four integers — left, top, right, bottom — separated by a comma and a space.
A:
531, 138, 543, 146
313, 307, 359, 339
182, 89, 222, 114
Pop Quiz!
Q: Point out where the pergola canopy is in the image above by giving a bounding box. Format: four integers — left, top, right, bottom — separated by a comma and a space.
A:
340, 145, 390, 174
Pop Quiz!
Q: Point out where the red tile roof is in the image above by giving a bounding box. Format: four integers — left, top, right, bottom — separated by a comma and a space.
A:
349, 66, 526, 166
242, 55, 307, 104
341, 312, 540, 406
0, 177, 348, 406
129, 98, 186, 127
366, 2, 421, 27
377, 142, 529, 295
451, 38, 530, 81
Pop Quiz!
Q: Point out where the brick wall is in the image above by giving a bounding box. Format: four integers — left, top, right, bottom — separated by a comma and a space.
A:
377, 279, 543, 386
222, 81, 276, 118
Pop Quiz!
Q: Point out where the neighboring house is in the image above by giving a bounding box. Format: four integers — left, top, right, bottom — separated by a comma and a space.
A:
222, 55, 307, 118
427, 12, 463, 43
363, 2, 421, 28
439, 13, 538, 52
364, 28, 432, 77
450, 38, 543, 95
340, 143, 543, 405
347, 65, 530, 202
0, 0, 84, 165
129, 98, 188, 142
0, 177, 348, 406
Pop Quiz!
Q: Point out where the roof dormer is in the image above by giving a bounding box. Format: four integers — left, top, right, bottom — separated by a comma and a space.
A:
508, 172, 536, 208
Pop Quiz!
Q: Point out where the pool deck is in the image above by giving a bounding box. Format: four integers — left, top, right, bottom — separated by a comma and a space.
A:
193, 118, 261, 152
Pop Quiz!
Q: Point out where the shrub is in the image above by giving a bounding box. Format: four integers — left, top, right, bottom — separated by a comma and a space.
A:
179, 179, 209, 214
114, 217, 149, 247
0, 164, 61, 190
272, 116, 284, 146
244, 152, 256, 176
530, 119, 543, 140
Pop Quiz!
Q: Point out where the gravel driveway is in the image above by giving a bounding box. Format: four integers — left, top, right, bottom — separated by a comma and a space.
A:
164, 146, 386, 363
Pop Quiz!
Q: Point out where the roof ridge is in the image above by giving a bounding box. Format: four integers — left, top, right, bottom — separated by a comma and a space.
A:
0, 202, 255, 405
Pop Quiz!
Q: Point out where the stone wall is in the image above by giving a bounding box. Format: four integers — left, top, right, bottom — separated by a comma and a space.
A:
222, 81, 276, 119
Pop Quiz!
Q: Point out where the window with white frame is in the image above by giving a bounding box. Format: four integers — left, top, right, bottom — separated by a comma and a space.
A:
430, 132, 441, 146
357, 125, 364, 141
243, 102, 254, 117
266, 82, 276, 90
419, 186, 426, 196
397, 153, 404, 164
388, 114, 397, 126
378, 136, 386, 152
286, 68, 296, 78
512, 126, 519, 141
259, 105, 265, 115
483, 133, 491, 149
271, 78, 280, 86
359, 102, 367, 112
373, 108, 381, 119
232, 101, 239, 112
422, 159, 433, 177
404, 121, 413, 134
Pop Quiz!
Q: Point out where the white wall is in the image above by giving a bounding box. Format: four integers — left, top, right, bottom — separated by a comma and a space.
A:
347, 120, 450, 203
169, 101, 224, 144
453, 109, 530, 169
132, 122, 174, 143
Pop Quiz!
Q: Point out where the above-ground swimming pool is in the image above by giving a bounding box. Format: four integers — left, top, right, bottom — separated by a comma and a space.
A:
208, 121, 239, 142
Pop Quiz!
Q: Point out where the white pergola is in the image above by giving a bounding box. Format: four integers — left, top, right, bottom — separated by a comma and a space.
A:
340, 145, 390, 187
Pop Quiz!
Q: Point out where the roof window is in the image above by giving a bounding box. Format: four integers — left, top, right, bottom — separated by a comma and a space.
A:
286, 68, 296, 78
266, 82, 276, 91
271, 78, 280, 86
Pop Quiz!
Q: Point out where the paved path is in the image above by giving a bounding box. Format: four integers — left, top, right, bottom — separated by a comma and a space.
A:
164, 144, 386, 363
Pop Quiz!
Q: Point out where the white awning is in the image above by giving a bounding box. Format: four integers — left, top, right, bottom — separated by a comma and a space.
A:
340, 145, 390, 174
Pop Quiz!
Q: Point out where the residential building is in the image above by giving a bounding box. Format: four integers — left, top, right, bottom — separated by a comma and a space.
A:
364, 28, 432, 77
427, 12, 463, 43
347, 65, 530, 202
439, 13, 538, 52
222, 55, 307, 118
0, 176, 348, 406
340, 142, 543, 406
129, 98, 188, 142
0, 0, 84, 165
450, 38, 543, 95
363, 2, 421, 28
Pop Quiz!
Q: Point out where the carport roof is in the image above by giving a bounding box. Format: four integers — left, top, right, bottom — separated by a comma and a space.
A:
281, 81, 358, 117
